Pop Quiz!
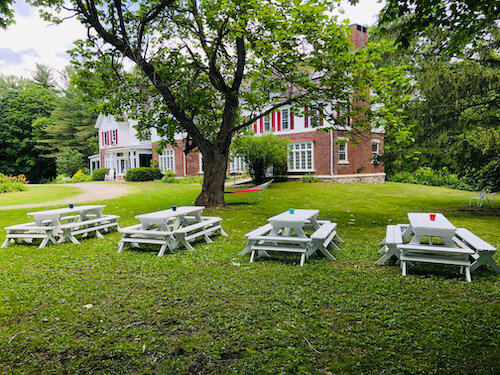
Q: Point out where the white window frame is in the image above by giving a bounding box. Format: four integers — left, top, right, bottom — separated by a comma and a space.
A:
112, 130, 117, 145
199, 153, 203, 174
103, 131, 108, 146
288, 141, 314, 172
338, 137, 349, 164
281, 108, 290, 130
264, 115, 271, 132
104, 155, 111, 169
309, 107, 319, 127
159, 149, 175, 173
371, 140, 380, 158
230, 155, 246, 173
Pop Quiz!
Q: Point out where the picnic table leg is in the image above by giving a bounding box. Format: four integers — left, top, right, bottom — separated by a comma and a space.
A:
1, 238, 9, 248
250, 250, 256, 263
204, 234, 213, 243
465, 267, 472, 282
176, 234, 195, 251
39, 236, 50, 249
220, 228, 228, 236
299, 253, 306, 266
470, 254, 500, 273
118, 241, 125, 253
401, 259, 408, 276
240, 242, 251, 255
95, 230, 104, 238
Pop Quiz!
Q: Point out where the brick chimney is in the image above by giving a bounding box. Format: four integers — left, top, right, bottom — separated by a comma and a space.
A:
349, 24, 368, 48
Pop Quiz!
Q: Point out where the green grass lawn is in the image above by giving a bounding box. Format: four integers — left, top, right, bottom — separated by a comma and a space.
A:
0, 185, 81, 206
0, 182, 498, 374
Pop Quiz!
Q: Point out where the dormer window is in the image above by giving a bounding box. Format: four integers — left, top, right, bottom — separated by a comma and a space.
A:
264, 115, 271, 132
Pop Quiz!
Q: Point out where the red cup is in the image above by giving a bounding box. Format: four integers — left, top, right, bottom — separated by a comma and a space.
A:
430, 214, 436, 221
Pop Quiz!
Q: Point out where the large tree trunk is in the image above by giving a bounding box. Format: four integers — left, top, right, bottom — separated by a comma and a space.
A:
195, 148, 229, 207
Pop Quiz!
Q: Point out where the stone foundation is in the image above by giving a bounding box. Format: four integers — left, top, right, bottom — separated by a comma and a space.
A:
289, 173, 386, 184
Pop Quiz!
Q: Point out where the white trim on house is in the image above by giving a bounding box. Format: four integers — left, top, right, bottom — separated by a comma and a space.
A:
337, 137, 349, 164
288, 141, 314, 172
159, 149, 175, 173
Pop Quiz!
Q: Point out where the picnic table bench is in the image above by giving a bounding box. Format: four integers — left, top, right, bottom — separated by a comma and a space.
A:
454, 228, 499, 273
376, 224, 407, 265
173, 216, 227, 251
58, 214, 119, 244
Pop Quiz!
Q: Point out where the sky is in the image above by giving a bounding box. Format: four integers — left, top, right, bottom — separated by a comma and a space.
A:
0, 0, 385, 80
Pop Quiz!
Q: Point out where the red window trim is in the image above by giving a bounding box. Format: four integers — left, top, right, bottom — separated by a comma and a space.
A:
304, 106, 309, 128
260, 118, 263, 133
290, 107, 294, 129
277, 110, 281, 131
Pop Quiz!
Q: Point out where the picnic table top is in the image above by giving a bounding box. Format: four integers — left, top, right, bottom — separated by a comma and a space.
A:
407, 213, 456, 231
269, 209, 319, 226
135, 206, 205, 221
28, 205, 105, 218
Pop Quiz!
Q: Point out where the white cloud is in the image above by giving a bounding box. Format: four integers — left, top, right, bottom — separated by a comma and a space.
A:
0, 1, 86, 79
0, 0, 385, 79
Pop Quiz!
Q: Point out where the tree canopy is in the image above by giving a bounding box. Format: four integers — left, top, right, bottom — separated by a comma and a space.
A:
378, 0, 500, 59
28, 0, 410, 205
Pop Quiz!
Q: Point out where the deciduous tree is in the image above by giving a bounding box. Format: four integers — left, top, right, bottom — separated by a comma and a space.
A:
30, 0, 409, 206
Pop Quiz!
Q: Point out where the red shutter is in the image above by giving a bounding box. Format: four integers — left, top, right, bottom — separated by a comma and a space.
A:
304, 106, 309, 128
115, 129, 118, 144
277, 111, 281, 131
271, 112, 275, 131
260, 118, 263, 133
290, 107, 294, 129
347, 105, 351, 126
253, 115, 257, 133
101, 132, 104, 146
320, 104, 324, 126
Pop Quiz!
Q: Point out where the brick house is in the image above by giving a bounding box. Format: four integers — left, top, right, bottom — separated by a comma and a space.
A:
90, 24, 385, 182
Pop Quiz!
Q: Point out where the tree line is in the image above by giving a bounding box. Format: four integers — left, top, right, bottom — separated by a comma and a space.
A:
0, 64, 98, 182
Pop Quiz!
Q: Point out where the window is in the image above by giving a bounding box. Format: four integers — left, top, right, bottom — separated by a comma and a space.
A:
103, 131, 108, 146
281, 108, 289, 130
104, 155, 111, 169
338, 105, 350, 126
309, 107, 319, 127
199, 153, 203, 173
372, 140, 380, 158
338, 139, 348, 163
264, 115, 271, 132
288, 142, 314, 171
112, 130, 117, 145
159, 149, 175, 173
230, 156, 246, 173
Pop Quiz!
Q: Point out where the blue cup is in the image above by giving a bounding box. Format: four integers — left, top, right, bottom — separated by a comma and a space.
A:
172, 206, 177, 211
69, 204, 74, 209
289, 208, 295, 214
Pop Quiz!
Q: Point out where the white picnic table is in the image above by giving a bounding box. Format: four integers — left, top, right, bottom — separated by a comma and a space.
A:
119, 206, 225, 256
2, 204, 118, 248
28, 205, 105, 229
135, 206, 204, 231
268, 209, 320, 237
402, 213, 458, 247
243, 209, 341, 266
398, 212, 475, 281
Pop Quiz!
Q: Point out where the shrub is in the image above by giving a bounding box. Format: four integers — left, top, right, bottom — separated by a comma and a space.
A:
162, 170, 178, 183
0, 173, 28, 193
125, 167, 163, 181
232, 133, 289, 184
56, 149, 85, 176
92, 168, 110, 181
301, 174, 318, 183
